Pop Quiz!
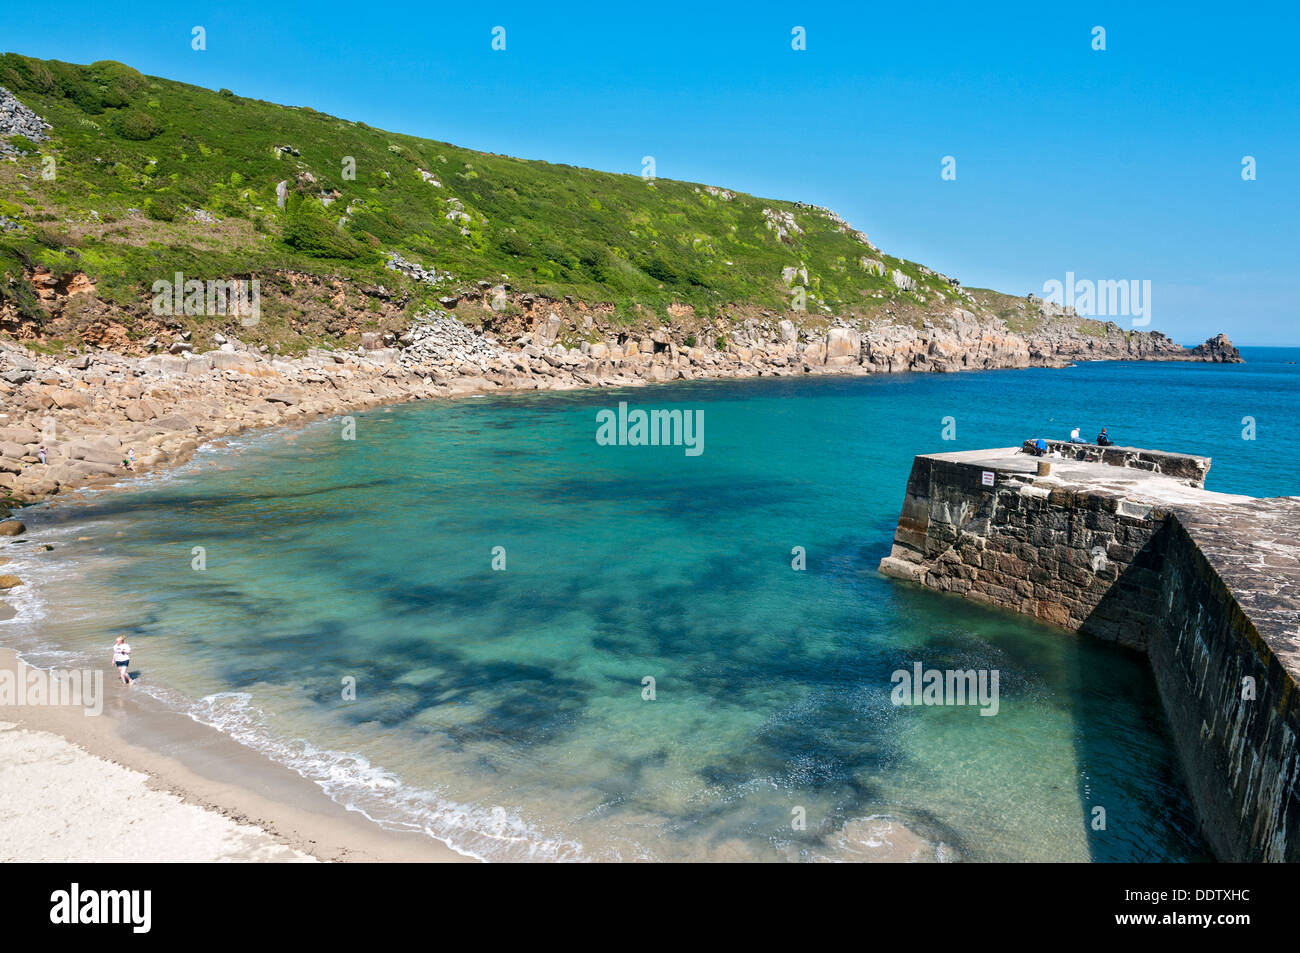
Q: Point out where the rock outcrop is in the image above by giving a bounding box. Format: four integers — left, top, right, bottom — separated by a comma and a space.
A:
1189, 332, 1243, 363
0, 293, 1245, 507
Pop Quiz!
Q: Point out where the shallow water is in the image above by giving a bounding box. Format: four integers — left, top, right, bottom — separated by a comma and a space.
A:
6, 349, 1296, 861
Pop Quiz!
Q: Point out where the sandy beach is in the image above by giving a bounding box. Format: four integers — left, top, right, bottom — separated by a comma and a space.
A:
0, 717, 313, 862
0, 648, 473, 862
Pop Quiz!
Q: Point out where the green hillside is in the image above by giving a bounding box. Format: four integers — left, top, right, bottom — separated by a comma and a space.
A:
0, 54, 980, 339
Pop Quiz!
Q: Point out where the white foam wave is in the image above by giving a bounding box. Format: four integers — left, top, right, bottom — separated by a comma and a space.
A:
180, 690, 592, 862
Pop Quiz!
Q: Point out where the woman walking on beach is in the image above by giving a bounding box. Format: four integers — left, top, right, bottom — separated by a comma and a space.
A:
112, 636, 132, 686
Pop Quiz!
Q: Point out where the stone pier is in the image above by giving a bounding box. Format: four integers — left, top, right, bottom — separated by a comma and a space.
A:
879, 444, 1300, 862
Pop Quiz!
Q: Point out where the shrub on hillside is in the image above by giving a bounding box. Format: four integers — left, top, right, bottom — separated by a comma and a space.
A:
348, 208, 405, 243
90, 61, 147, 104
113, 110, 160, 140
496, 231, 529, 257
537, 239, 575, 270
30, 228, 68, 251
216, 199, 246, 220
642, 256, 679, 283
0, 262, 47, 327
145, 196, 179, 222
281, 203, 367, 260
0, 55, 147, 115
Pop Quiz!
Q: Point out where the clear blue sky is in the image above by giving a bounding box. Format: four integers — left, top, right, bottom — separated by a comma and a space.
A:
3, 0, 1297, 344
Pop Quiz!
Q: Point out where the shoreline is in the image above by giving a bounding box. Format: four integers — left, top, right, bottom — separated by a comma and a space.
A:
0, 647, 475, 863
0, 315, 1242, 510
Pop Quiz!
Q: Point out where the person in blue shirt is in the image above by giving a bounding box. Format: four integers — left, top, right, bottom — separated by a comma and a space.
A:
1097, 428, 1114, 446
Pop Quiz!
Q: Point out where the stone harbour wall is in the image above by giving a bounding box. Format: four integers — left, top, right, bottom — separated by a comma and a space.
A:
1151, 516, 1300, 861
878, 454, 1170, 650
879, 449, 1300, 861
1041, 440, 1211, 486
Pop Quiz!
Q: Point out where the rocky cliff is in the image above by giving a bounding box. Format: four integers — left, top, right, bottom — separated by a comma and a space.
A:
0, 56, 1244, 372
1, 261, 1240, 380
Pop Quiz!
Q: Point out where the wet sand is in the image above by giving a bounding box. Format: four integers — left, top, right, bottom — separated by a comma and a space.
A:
0, 648, 474, 863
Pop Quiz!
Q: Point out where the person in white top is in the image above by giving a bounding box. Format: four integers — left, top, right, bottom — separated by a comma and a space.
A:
1069, 426, 1086, 444
112, 636, 132, 686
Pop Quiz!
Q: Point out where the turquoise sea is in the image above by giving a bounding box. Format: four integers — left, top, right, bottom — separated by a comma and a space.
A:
4, 347, 1298, 861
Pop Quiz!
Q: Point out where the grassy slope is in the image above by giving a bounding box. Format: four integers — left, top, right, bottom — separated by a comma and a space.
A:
0, 55, 997, 339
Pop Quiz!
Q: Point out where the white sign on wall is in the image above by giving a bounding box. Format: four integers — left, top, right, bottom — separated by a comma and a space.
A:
982, 471, 995, 487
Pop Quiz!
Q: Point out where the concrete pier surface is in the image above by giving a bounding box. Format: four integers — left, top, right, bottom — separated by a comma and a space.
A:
879, 443, 1300, 862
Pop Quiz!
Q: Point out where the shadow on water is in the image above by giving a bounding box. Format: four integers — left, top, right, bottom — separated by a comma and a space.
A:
874, 565, 1213, 862
1074, 526, 1214, 862
29, 476, 399, 526
536, 472, 808, 519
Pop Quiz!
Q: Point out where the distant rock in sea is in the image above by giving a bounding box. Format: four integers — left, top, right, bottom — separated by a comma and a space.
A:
1189, 332, 1244, 363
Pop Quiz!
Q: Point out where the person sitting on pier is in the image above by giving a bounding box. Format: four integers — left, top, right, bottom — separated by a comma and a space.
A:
1097, 428, 1114, 446
1069, 427, 1087, 444
1023, 437, 1049, 457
